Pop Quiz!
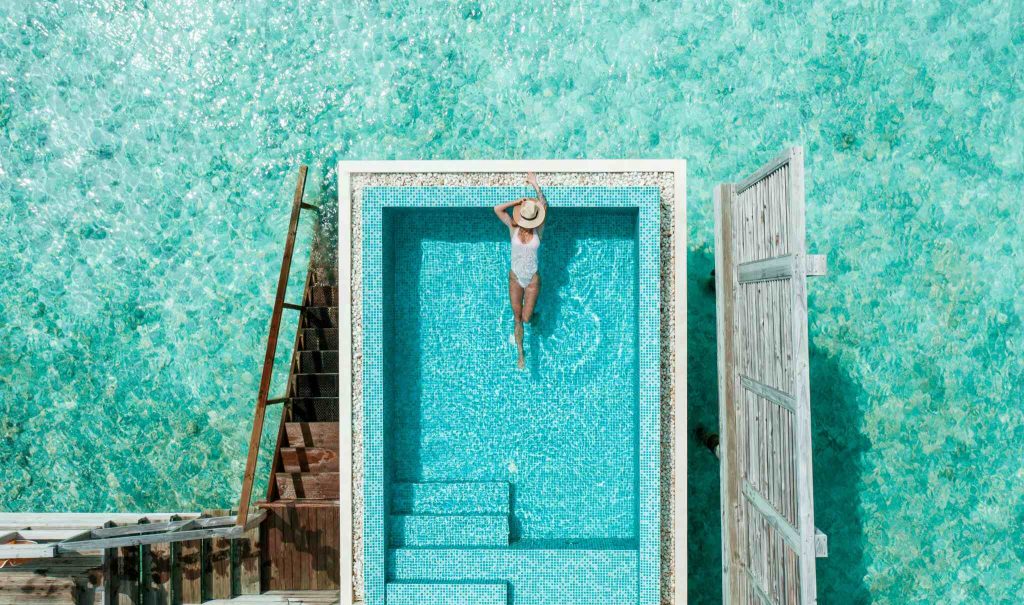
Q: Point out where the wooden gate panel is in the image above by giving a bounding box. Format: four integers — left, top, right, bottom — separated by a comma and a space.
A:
717, 147, 825, 605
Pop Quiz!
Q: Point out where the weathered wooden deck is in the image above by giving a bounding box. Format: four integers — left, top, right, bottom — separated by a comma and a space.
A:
0, 511, 260, 604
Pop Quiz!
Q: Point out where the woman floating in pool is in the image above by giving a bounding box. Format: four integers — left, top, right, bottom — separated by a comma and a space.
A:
494, 172, 547, 369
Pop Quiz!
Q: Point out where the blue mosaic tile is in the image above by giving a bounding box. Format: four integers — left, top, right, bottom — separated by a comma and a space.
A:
389, 548, 638, 605
389, 514, 510, 547
386, 581, 508, 605
392, 481, 510, 515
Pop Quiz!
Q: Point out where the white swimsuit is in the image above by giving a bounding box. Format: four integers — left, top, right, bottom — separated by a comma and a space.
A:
511, 227, 539, 288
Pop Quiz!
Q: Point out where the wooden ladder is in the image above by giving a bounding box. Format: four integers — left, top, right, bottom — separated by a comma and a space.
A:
236, 165, 321, 524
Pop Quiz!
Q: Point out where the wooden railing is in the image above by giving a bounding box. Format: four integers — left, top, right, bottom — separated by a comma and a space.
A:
236, 165, 316, 525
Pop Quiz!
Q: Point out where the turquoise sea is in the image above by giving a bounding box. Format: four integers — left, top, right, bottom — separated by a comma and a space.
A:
1, 1, 1021, 602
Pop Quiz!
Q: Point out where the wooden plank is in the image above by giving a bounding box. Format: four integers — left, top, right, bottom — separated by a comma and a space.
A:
265, 507, 281, 591
142, 532, 172, 605
0, 574, 78, 604
814, 528, 828, 558
735, 147, 798, 194
208, 510, 232, 600
275, 474, 340, 500
314, 507, 328, 590
234, 513, 261, 596
280, 448, 340, 473
0, 542, 56, 558
0, 514, 199, 531
737, 255, 795, 283
284, 424, 339, 449
719, 146, 823, 604
740, 375, 796, 413
59, 527, 245, 553
742, 481, 800, 550
238, 165, 310, 525
115, 520, 142, 605
805, 254, 827, 276
715, 182, 743, 604
177, 530, 202, 605
15, 530, 90, 541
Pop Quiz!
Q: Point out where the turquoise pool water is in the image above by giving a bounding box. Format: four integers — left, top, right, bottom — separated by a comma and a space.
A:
387, 207, 639, 544
1, 1, 1022, 602
363, 187, 661, 604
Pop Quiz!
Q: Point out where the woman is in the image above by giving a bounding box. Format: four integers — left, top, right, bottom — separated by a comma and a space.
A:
493, 172, 547, 369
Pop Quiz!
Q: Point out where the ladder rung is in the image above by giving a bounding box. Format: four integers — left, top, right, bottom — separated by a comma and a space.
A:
300, 202, 320, 211
266, 396, 287, 405
283, 302, 304, 311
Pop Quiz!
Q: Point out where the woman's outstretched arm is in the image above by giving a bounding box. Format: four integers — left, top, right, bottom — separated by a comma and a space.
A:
526, 172, 546, 206
526, 172, 547, 237
494, 199, 518, 232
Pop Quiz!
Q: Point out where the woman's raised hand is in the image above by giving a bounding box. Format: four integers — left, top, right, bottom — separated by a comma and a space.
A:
526, 172, 538, 186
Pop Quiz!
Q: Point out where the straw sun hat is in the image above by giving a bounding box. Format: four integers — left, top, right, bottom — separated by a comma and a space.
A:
513, 198, 546, 229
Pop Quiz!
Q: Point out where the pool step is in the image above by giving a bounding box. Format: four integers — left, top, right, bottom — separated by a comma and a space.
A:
280, 447, 339, 473
293, 373, 339, 397
298, 350, 339, 373
276, 472, 340, 500
285, 422, 339, 449
392, 481, 510, 515
389, 514, 509, 547
300, 328, 338, 351
386, 582, 508, 605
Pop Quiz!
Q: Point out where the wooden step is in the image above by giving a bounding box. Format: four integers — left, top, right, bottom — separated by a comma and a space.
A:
307, 286, 338, 306
300, 328, 338, 351
297, 351, 338, 373
309, 265, 339, 285
293, 374, 339, 397
280, 448, 339, 473
302, 307, 339, 328
289, 398, 339, 422
275, 473, 339, 500
284, 423, 339, 449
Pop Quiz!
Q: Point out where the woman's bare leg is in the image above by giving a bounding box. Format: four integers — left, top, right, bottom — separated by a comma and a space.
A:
515, 274, 541, 369
509, 271, 526, 368
522, 274, 540, 323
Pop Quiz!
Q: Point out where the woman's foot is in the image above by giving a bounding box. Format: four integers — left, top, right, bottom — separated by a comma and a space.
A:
517, 355, 525, 369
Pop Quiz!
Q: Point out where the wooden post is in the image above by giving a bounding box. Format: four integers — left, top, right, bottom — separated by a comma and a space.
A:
234, 511, 262, 596
177, 526, 202, 605
116, 521, 142, 604
206, 510, 232, 600
715, 183, 743, 604
143, 520, 173, 605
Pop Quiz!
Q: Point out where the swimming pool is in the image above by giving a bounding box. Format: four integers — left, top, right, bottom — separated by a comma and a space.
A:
362, 186, 661, 604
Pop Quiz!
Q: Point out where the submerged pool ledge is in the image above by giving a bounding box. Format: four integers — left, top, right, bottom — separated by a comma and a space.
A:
388, 548, 639, 603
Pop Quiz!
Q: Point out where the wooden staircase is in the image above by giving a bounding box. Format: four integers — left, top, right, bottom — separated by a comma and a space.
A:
266, 279, 342, 504
235, 166, 341, 592
257, 275, 342, 591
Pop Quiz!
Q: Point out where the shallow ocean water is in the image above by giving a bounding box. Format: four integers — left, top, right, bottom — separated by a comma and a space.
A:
0, 0, 1022, 602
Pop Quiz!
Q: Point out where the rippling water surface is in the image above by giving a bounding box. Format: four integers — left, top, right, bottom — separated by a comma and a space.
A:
1, 1, 1022, 602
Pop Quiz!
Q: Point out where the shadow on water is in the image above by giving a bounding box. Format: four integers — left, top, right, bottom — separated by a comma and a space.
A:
528, 208, 636, 375
686, 247, 871, 604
